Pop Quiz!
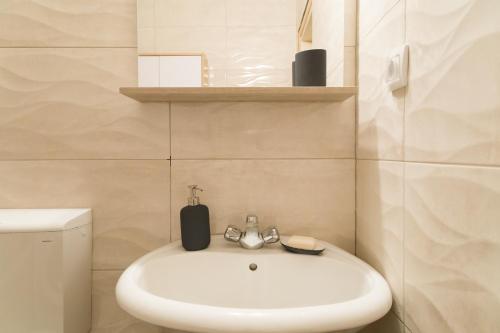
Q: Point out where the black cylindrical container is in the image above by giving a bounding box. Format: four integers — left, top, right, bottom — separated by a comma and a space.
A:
292, 61, 296, 86
180, 185, 210, 251
294, 49, 327, 86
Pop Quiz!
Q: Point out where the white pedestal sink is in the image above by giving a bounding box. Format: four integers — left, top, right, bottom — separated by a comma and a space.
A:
116, 236, 391, 333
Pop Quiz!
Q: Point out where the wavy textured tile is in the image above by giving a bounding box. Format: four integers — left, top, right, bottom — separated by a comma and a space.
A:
356, 160, 404, 318
405, 163, 500, 333
225, 68, 291, 87
405, 0, 500, 166
0, 48, 170, 159
0, 0, 136, 47
171, 159, 355, 253
0, 160, 170, 270
154, 26, 227, 70
357, 2, 405, 160
226, 26, 295, 70
226, 0, 295, 27
92, 271, 163, 333
138, 0, 297, 87
358, 0, 400, 42
171, 99, 355, 159
155, 0, 226, 27
312, 0, 345, 77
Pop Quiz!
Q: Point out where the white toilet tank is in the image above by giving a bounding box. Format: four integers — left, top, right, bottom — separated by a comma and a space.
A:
0, 209, 92, 333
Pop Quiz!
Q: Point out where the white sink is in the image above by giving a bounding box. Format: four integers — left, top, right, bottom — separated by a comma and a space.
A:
116, 236, 391, 333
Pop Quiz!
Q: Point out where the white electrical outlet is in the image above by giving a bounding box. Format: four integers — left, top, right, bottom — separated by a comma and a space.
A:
385, 44, 409, 91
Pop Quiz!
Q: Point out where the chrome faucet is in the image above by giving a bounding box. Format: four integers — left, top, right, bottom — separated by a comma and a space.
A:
224, 215, 280, 249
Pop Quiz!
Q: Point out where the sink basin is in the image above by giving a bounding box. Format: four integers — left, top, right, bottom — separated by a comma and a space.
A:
116, 236, 391, 333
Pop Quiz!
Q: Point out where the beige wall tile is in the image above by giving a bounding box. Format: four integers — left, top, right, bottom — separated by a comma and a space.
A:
405, 162, 500, 333
155, 0, 226, 27
359, 311, 405, 333
0, 160, 170, 270
357, 2, 405, 160
358, 0, 400, 42
343, 46, 356, 86
226, 0, 296, 27
137, 0, 156, 29
344, 0, 357, 47
225, 68, 291, 87
330, 62, 344, 87
171, 99, 355, 159
227, 26, 295, 70
155, 26, 226, 70
405, 0, 500, 166
0, 48, 170, 160
171, 159, 355, 253
356, 160, 404, 317
206, 69, 227, 87
0, 0, 136, 47
92, 271, 163, 332
138, 28, 156, 53
138, 0, 298, 85
312, 0, 345, 74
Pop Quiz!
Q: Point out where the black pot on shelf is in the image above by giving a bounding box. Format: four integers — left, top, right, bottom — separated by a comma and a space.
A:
293, 49, 327, 86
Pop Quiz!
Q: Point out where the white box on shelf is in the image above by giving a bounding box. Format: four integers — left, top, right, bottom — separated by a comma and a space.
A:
138, 56, 160, 87
159, 55, 205, 87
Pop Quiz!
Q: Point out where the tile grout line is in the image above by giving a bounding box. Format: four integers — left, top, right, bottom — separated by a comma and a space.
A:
357, 157, 500, 169
358, 0, 402, 44
402, 0, 408, 326
0, 46, 137, 49
354, 0, 360, 257
0, 157, 355, 162
169, 101, 173, 243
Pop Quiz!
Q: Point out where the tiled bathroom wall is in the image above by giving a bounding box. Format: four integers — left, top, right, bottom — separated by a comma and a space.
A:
356, 0, 500, 332
137, 0, 297, 87
0, 0, 355, 332
311, 0, 357, 86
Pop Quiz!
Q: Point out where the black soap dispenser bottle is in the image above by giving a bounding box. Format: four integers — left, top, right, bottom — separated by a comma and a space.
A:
180, 185, 210, 251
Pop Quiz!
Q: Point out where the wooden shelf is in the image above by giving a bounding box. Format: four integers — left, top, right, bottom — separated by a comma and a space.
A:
119, 87, 357, 103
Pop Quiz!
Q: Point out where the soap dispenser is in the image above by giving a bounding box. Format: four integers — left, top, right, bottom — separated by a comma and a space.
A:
180, 185, 210, 251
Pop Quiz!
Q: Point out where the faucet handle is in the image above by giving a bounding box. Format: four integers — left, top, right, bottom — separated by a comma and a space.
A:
224, 225, 242, 242
262, 226, 280, 244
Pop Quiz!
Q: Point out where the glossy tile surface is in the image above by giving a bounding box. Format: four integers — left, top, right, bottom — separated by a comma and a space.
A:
312, 0, 345, 76
226, 0, 296, 27
0, 0, 136, 47
92, 271, 163, 332
358, 0, 400, 42
357, 160, 404, 317
155, 0, 226, 27
405, 163, 500, 333
171, 99, 355, 159
138, 0, 297, 87
0, 48, 170, 160
154, 26, 227, 70
405, 0, 500, 166
171, 159, 355, 253
226, 26, 295, 71
0, 160, 170, 270
357, 2, 405, 160
344, 0, 357, 46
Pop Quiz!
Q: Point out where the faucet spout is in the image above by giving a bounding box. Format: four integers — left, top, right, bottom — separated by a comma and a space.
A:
224, 215, 280, 250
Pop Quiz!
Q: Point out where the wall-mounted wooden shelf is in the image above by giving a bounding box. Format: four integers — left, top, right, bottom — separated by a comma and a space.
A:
119, 87, 356, 103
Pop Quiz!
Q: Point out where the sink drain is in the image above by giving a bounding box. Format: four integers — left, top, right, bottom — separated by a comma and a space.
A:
249, 263, 258, 271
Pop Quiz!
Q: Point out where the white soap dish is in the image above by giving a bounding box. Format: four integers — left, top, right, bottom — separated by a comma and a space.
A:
280, 238, 325, 255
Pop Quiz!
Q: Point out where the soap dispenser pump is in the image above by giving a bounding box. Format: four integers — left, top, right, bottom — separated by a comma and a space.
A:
180, 185, 210, 251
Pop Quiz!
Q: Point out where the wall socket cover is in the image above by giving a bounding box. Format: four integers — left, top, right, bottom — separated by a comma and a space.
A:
385, 44, 409, 91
